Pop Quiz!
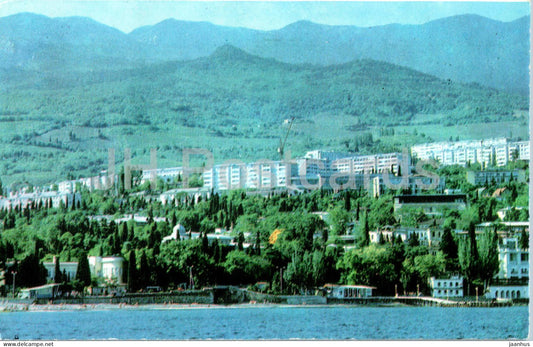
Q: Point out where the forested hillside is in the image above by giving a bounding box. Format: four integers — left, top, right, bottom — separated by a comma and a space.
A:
0, 45, 528, 187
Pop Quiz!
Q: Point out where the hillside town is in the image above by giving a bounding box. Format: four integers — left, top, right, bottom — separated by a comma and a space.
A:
0, 137, 529, 305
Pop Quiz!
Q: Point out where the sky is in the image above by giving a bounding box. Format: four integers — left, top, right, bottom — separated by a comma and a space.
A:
0, 0, 530, 33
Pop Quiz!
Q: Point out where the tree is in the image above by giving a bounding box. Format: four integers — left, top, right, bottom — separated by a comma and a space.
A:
344, 191, 351, 212
127, 250, 137, 293
337, 244, 399, 296
478, 230, 500, 289
408, 232, 420, 247
223, 251, 271, 285
356, 211, 370, 247
329, 207, 351, 235
283, 251, 313, 294
458, 222, 481, 296
54, 256, 62, 284
138, 250, 150, 289
413, 252, 446, 293
519, 229, 529, 249
236, 232, 244, 251
75, 252, 91, 288
439, 227, 459, 271
17, 254, 47, 288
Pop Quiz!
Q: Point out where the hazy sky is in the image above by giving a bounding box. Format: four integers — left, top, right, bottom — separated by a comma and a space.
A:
0, 1, 530, 33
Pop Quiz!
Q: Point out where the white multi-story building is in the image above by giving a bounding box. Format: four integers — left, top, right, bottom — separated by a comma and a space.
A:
141, 167, 183, 184
496, 238, 529, 280
203, 161, 299, 191
333, 152, 403, 175
485, 237, 529, 300
411, 138, 530, 167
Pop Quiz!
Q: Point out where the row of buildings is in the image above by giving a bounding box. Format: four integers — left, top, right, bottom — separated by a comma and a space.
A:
411, 138, 529, 167
139, 137, 528, 193
1, 137, 526, 200
0, 190, 81, 210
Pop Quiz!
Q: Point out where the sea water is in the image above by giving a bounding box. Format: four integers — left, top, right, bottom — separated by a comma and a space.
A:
0, 305, 528, 340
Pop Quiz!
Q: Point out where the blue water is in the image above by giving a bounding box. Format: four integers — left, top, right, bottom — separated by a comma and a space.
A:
0, 306, 528, 340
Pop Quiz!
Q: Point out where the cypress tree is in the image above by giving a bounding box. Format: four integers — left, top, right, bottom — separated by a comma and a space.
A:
138, 250, 149, 289
54, 256, 62, 284
237, 232, 244, 251
127, 251, 137, 293
254, 231, 261, 256
344, 191, 351, 212
75, 252, 91, 288
519, 229, 529, 250
440, 227, 458, 259
120, 223, 128, 243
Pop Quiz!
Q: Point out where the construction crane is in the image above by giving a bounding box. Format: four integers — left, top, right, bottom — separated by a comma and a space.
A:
277, 117, 295, 160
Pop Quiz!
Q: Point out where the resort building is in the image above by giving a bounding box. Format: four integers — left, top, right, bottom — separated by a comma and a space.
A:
324, 284, 375, 298
429, 276, 464, 298
466, 170, 526, 186
411, 138, 530, 168
485, 236, 529, 300
43, 257, 78, 282
495, 237, 529, 280
393, 194, 467, 215
141, 167, 183, 184
88, 256, 125, 285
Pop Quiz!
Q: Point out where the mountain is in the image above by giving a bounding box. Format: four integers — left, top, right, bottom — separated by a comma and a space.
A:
0, 12, 148, 71
130, 14, 529, 94
129, 19, 261, 61
0, 13, 529, 93
244, 14, 530, 94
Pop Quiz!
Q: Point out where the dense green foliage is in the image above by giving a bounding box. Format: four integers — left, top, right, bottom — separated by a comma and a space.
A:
0, 162, 528, 296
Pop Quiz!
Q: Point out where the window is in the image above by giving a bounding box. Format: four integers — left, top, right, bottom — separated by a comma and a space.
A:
521, 253, 528, 262
510, 253, 517, 262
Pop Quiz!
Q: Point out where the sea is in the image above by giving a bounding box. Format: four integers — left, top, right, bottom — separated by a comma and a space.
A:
0, 305, 529, 340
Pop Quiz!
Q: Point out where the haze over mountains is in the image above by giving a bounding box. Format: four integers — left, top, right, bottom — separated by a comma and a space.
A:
0, 12, 529, 94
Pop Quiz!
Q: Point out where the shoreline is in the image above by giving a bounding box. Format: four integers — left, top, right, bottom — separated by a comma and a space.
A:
0, 300, 525, 313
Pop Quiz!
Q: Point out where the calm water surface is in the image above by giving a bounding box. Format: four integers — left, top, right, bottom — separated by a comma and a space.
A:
0, 306, 528, 340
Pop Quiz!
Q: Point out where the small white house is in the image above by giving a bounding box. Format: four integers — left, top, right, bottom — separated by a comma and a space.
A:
429, 276, 464, 298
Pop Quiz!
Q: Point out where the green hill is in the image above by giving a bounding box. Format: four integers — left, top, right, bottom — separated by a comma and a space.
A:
0, 46, 528, 187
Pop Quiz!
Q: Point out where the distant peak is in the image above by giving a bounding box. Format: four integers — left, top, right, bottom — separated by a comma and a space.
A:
210, 44, 252, 59
281, 20, 324, 30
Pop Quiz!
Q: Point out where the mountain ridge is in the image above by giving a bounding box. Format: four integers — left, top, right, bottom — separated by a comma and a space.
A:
0, 12, 529, 93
